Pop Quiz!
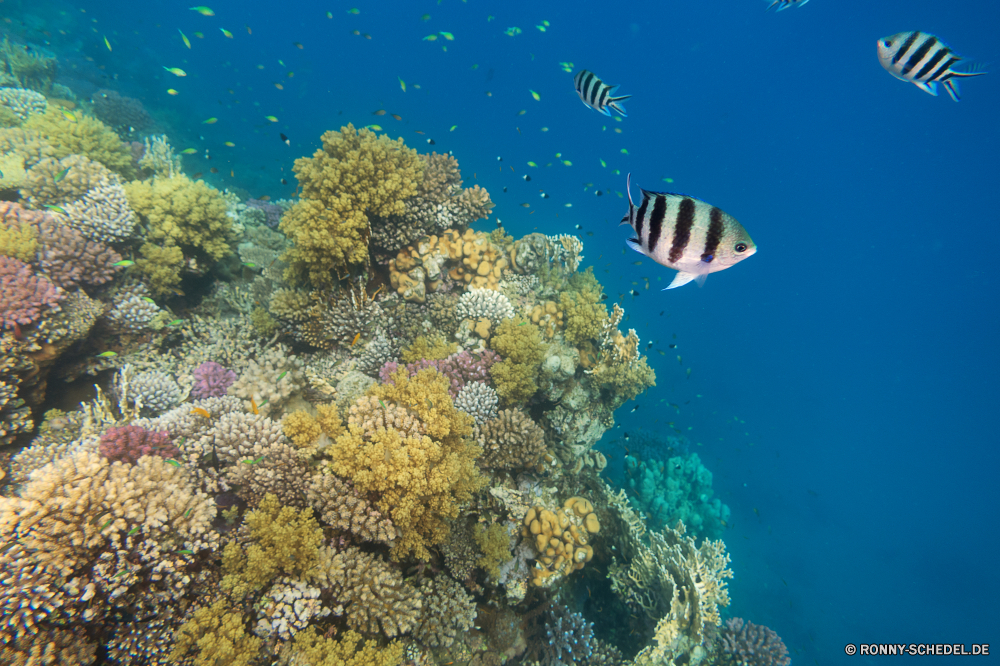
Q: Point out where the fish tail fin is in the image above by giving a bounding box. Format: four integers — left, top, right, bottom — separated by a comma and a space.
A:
608, 95, 631, 117
949, 61, 988, 78
914, 80, 939, 96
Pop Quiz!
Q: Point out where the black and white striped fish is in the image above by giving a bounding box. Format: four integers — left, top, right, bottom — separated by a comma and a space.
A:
766, 0, 808, 11
877, 31, 986, 102
620, 174, 756, 289
573, 70, 631, 117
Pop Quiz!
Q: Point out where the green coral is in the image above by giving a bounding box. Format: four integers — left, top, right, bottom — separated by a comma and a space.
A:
489, 317, 546, 407
589, 355, 656, 409
124, 174, 234, 261
400, 333, 457, 363
250, 306, 278, 337
283, 627, 403, 666
134, 242, 184, 297
559, 268, 608, 346
169, 599, 262, 666
0, 216, 37, 261
280, 124, 424, 287
221, 493, 324, 598
23, 108, 133, 177
474, 521, 513, 581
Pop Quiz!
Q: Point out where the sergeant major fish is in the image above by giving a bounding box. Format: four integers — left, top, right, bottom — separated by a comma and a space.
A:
573, 70, 631, 117
877, 31, 986, 102
620, 174, 756, 289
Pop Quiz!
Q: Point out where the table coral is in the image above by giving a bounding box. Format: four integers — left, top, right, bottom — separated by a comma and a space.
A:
24, 108, 134, 177
329, 368, 483, 560
281, 124, 423, 287
125, 173, 234, 261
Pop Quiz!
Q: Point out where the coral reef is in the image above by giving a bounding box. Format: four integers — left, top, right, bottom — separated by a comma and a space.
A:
475, 407, 546, 469
24, 107, 134, 176
717, 618, 791, 666
192, 361, 238, 399
98, 425, 180, 465
413, 574, 477, 647
91, 89, 152, 139
0, 255, 63, 329
0, 87, 47, 122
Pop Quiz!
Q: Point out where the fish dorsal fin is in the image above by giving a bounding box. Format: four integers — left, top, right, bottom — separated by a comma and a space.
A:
626, 173, 634, 208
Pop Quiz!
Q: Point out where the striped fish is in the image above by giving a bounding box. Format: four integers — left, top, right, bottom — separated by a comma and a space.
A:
620, 174, 756, 289
573, 70, 631, 117
877, 31, 986, 102
766, 0, 808, 11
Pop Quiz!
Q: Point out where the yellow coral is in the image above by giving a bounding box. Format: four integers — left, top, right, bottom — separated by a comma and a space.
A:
521, 498, 600, 587
388, 228, 508, 303
0, 151, 26, 190
134, 241, 184, 297
282, 409, 323, 448
281, 124, 423, 287
489, 317, 546, 407
328, 368, 483, 560
400, 333, 457, 363
23, 108, 133, 177
125, 174, 233, 261
284, 627, 404, 666
169, 599, 262, 666
0, 216, 37, 262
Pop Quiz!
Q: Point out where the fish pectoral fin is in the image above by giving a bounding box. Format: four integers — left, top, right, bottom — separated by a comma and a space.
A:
625, 237, 644, 254
914, 80, 938, 96
619, 214, 632, 226
663, 271, 699, 290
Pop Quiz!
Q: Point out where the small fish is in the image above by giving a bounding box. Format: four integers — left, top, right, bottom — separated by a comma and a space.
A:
179, 29, 191, 48
164, 67, 187, 77
280, 133, 290, 145
203, 117, 218, 124
523, 174, 531, 181
194, 31, 204, 38
530, 89, 541, 101
280, 179, 287, 185
54, 167, 70, 182
180, 148, 197, 154
520, 203, 531, 208
351, 332, 361, 346
96, 351, 117, 358
326, 11, 333, 18
104, 35, 112, 51
142, 297, 156, 304
60, 109, 77, 122
112, 259, 134, 267
630, 289, 640, 297
243, 262, 256, 268
101, 518, 114, 531
620, 174, 756, 289
224, 141, 235, 147
209, 167, 219, 173
220, 28, 233, 38
168, 319, 184, 326
128, 526, 141, 535
347, 7, 360, 14
527, 161, 538, 167
190, 407, 212, 418
276, 370, 287, 381
366, 124, 382, 131
246, 25, 251, 34
189, 6, 215, 16
421, 13, 431, 20
250, 397, 259, 415
378, 400, 386, 409
631, 404, 640, 412
184, 508, 193, 517
167, 89, 179, 95
274, 82, 284, 89
621, 148, 629, 155
398, 76, 406, 92
392, 114, 402, 121
439, 31, 455, 40
877, 31, 986, 102
373, 109, 387, 116
176, 549, 194, 555
427, 138, 435, 145
574, 70, 631, 117
766, 0, 808, 10
293, 41, 304, 49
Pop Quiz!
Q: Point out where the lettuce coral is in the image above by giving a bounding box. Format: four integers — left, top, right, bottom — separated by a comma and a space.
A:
280, 124, 423, 287
125, 174, 234, 261
24, 108, 134, 177
328, 368, 483, 560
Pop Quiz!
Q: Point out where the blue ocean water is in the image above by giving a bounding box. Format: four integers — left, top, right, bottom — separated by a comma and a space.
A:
6, 0, 998, 662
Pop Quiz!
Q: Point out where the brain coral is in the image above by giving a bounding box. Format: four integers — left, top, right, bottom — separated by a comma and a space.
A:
280, 124, 423, 287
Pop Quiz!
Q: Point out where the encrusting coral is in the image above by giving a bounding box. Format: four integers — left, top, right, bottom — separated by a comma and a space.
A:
281, 124, 423, 287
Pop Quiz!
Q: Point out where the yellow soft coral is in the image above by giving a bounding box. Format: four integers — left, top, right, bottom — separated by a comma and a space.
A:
134, 241, 184, 297
489, 317, 546, 407
23, 108, 133, 177
328, 368, 483, 560
169, 599, 262, 666
401, 333, 458, 363
125, 174, 233, 261
0, 216, 37, 262
284, 627, 403, 666
281, 124, 423, 287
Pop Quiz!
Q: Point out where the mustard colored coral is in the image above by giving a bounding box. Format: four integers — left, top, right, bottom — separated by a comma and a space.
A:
125, 174, 233, 261
328, 368, 483, 560
169, 599, 262, 666
134, 241, 184, 297
489, 316, 546, 407
284, 626, 403, 666
23, 107, 134, 177
280, 124, 423, 287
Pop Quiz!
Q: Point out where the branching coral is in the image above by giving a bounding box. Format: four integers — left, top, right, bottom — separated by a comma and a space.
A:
169, 599, 262, 666
0, 255, 63, 329
414, 574, 477, 648
281, 124, 423, 287
282, 626, 404, 666
125, 174, 233, 261
61, 176, 137, 244
0, 87, 47, 122
307, 472, 396, 543
21, 153, 113, 207
329, 368, 483, 560
24, 108, 134, 177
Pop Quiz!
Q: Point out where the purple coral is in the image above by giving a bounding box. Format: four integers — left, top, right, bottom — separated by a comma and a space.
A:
99, 425, 180, 465
379, 349, 500, 397
0, 256, 63, 329
192, 361, 238, 399
246, 198, 284, 228
720, 618, 791, 666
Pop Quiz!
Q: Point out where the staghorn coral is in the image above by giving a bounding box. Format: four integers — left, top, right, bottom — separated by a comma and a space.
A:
24, 108, 134, 177
475, 407, 546, 470
717, 618, 791, 666
221, 493, 324, 598
309, 545, 423, 637
413, 574, 477, 648
307, 472, 396, 543
20, 154, 113, 207
282, 626, 404, 666
0, 255, 63, 329
192, 361, 238, 399
125, 174, 233, 261
281, 124, 423, 287
329, 368, 484, 560
98, 425, 180, 465
0, 87, 47, 122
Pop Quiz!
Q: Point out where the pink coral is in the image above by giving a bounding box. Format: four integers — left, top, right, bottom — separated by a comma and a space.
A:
99, 425, 180, 465
378, 349, 499, 397
192, 361, 238, 399
720, 618, 790, 666
0, 255, 63, 329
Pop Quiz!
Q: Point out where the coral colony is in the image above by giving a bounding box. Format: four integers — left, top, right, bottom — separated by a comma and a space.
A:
0, 46, 789, 665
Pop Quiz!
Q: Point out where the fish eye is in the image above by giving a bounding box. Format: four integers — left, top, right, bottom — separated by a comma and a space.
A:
883, 40, 892, 47
735, 242, 748, 253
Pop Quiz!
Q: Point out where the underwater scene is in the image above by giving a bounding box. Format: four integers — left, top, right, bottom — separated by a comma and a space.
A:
0, 0, 997, 664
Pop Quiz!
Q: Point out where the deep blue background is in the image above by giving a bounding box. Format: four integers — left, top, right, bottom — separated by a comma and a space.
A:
9, 0, 999, 662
